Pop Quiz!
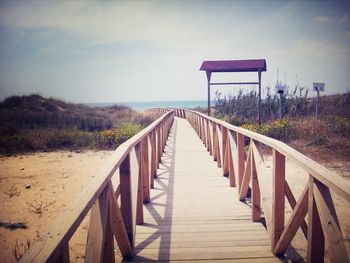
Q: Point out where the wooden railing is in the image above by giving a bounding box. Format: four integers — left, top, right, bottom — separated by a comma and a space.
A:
20, 111, 174, 263
164, 108, 349, 263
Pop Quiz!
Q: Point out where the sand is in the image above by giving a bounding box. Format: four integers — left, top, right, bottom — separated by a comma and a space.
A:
0, 151, 112, 263
0, 150, 349, 262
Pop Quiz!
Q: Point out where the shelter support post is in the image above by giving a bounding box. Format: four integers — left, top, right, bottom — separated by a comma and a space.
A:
258, 71, 262, 126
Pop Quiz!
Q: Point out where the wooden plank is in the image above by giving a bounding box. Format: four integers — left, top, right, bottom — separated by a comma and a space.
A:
307, 176, 324, 263
150, 130, 157, 185
216, 124, 222, 168
284, 181, 308, 238
274, 183, 308, 254
313, 180, 349, 263
136, 143, 144, 225
239, 144, 252, 201
142, 136, 150, 200
206, 119, 211, 152
119, 153, 135, 248
271, 149, 285, 251
222, 126, 230, 176
55, 242, 69, 263
252, 140, 273, 238
102, 202, 115, 263
157, 125, 162, 166
251, 145, 260, 222
228, 130, 238, 187
85, 184, 110, 263
227, 137, 236, 187
237, 133, 245, 193
108, 182, 133, 258
213, 122, 218, 161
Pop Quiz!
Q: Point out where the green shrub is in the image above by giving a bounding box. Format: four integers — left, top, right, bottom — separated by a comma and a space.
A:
240, 118, 296, 142
115, 123, 142, 145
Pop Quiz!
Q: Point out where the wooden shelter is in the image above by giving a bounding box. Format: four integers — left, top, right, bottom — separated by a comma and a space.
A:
200, 59, 267, 124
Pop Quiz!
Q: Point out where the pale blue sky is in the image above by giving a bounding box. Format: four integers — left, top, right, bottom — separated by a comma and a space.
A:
0, 0, 349, 103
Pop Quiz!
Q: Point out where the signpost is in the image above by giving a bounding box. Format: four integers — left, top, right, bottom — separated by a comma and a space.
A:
276, 83, 285, 119
313, 82, 325, 119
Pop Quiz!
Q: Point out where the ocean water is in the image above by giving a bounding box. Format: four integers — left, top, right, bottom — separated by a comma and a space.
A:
85, 100, 211, 112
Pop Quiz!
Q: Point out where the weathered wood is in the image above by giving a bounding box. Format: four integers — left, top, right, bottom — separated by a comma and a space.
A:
108, 182, 133, 258
216, 124, 222, 168
237, 133, 245, 192
239, 145, 252, 201
222, 126, 229, 176
102, 203, 115, 263
85, 184, 110, 263
55, 242, 69, 263
271, 149, 285, 251
141, 137, 150, 202
150, 130, 157, 184
313, 180, 349, 263
207, 120, 213, 155
136, 144, 144, 225
157, 125, 162, 167
252, 141, 273, 238
307, 176, 324, 263
251, 145, 260, 222
284, 181, 308, 238
119, 154, 135, 248
274, 184, 308, 255
227, 136, 236, 187
213, 122, 218, 161
228, 130, 238, 188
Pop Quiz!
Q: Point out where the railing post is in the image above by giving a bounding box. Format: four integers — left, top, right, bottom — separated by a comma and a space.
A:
307, 176, 324, 263
208, 121, 213, 155
251, 145, 260, 222
135, 143, 144, 225
237, 133, 245, 192
222, 126, 229, 176
202, 117, 206, 145
213, 123, 218, 160
85, 184, 114, 263
141, 137, 150, 203
157, 125, 162, 167
272, 149, 285, 251
216, 124, 222, 168
119, 154, 135, 249
150, 130, 157, 186
206, 120, 211, 153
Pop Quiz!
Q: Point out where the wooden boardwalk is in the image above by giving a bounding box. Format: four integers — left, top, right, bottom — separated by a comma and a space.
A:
131, 118, 284, 262
20, 110, 349, 263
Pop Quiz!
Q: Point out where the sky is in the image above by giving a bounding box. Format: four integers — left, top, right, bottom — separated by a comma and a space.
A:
0, 0, 350, 103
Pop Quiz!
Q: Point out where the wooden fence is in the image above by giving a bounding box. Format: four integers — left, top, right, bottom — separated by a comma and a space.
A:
20, 110, 174, 263
164, 108, 349, 263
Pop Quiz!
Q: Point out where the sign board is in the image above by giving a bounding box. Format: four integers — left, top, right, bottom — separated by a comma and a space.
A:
275, 83, 285, 94
313, 82, 325, 92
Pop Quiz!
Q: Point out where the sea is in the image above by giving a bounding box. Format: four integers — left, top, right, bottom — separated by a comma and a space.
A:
85, 100, 211, 112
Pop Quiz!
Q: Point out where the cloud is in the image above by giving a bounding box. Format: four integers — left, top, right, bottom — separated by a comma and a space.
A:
340, 14, 349, 24
314, 16, 332, 23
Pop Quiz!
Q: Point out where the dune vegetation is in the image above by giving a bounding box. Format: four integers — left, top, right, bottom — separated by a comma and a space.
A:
0, 94, 155, 155
213, 88, 350, 162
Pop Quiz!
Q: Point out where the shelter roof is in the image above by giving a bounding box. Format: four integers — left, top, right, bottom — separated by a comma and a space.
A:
200, 59, 266, 73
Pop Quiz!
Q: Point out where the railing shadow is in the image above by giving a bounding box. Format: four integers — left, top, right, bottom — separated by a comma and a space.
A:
130, 120, 177, 261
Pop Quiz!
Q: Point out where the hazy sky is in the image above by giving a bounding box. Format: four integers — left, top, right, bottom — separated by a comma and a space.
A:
0, 0, 350, 103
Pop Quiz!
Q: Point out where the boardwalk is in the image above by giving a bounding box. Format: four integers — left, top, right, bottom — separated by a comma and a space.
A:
132, 118, 284, 262
20, 110, 349, 263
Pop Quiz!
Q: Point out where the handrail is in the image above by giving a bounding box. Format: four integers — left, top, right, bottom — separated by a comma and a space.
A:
158, 107, 349, 263
20, 110, 174, 262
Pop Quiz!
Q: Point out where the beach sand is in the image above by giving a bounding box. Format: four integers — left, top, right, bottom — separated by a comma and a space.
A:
0, 151, 349, 262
